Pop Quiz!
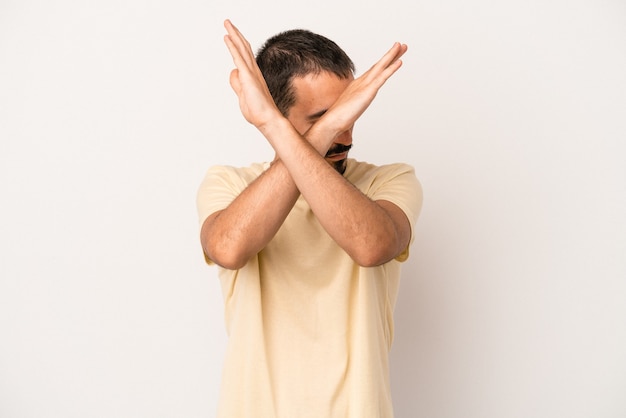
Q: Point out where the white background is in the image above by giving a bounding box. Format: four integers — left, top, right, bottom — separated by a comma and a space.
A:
1, 1, 625, 417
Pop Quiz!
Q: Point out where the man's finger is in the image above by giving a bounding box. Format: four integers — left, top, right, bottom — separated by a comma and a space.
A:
224, 20, 255, 68
358, 42, 407, 87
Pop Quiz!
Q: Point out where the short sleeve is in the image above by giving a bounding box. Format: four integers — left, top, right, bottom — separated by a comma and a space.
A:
352, 162, 423, 262
196, 163, 268, 264
196, 163, 269, 226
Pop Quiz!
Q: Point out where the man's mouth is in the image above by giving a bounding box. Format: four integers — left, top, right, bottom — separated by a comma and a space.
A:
325, 144, 352, 159
326, 152, 348, 161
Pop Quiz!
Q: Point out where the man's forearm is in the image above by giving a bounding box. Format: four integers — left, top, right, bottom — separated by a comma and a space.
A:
201, 114, 346, 269
203, 116, 407, 268
262, 118, 409, 266
201, 159, 299, 269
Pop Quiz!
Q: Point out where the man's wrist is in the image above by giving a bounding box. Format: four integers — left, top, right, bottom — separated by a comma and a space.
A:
305, 120, 340, 155
258, 115, 294, 141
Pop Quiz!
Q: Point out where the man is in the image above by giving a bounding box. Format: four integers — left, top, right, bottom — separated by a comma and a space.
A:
197, 19, 422, 418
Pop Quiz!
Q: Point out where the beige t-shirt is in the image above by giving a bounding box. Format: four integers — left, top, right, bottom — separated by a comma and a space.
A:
197, 159, 422, 418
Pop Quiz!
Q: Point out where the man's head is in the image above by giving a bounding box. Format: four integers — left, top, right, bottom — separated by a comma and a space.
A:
256, 29, 355, 174
256, 29, 355, 117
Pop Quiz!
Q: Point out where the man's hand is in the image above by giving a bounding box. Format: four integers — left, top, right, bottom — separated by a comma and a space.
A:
318, 42, 408, 139
223, 19, 283, 130
224, 18, 407, 145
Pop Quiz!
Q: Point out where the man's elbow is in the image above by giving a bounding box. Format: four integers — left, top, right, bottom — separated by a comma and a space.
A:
201, 215, 252, 270
203, 240, 250, 270
351, 225, 410, 267
350, 240, 399, 268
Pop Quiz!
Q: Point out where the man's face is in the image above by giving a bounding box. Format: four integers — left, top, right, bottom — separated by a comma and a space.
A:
287, 71, 354, 174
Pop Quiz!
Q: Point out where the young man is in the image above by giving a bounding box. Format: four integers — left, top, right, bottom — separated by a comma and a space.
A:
197, 19, 422, 418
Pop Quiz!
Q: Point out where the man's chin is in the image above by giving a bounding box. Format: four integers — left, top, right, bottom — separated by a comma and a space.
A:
332, 159, 348, 175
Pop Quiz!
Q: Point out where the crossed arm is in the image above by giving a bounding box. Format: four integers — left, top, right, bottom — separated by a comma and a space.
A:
201, 20, 411, 269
